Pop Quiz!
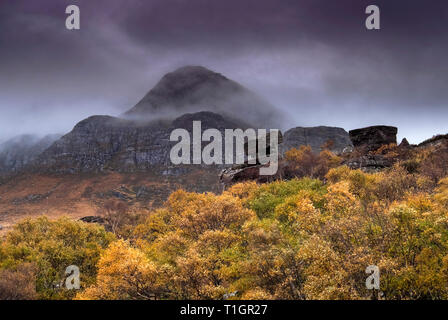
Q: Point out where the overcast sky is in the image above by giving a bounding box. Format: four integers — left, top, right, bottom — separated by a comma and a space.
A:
0, 0, 447, 143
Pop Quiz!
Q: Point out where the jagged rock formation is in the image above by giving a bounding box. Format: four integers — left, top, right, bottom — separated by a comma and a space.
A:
0, 134, 61, 173
399, 138, 410, 148
35, 116, 172, 173
280, 126, 353, 154
222, 125, 401, 185
349, 126, 397, 152
124, 66, 281, 129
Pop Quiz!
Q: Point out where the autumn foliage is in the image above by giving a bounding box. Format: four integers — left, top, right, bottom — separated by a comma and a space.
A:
2, 144, 448, 300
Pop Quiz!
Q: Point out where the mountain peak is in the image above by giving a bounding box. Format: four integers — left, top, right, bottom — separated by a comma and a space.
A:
124, 66, 281, 129
166, 65, 226, 79
138, 65, 233, 106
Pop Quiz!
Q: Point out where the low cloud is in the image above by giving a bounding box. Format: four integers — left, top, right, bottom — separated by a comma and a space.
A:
0, 0, 447, 143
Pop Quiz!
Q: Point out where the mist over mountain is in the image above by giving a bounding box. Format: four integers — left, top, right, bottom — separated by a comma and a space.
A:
1, 1, 448, 144
0, 64, 445, 180
0, 65, 351, 175
0, 133, 62, 173
124, 66, 282, 129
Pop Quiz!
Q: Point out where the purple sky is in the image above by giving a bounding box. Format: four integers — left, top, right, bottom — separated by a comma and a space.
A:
0, 0, 447, 143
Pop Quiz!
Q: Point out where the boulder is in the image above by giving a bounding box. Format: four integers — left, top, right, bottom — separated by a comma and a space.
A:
79, 216, 105, 224
349, 126, 397, 152
219, 163, 282, 188
280, 126, 352, 154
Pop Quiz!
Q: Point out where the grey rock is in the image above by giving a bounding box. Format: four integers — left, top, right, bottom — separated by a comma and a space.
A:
346, 154, 394, 172
280, 126, 352, 154
34, 111, 246, 174
0, 66, 281, 179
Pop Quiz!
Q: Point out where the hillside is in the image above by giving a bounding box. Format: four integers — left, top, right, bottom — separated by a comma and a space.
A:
1, 134, 448, 299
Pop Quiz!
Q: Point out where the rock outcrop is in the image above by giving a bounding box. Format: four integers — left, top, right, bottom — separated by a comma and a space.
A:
349, 126, 397, 152
399, 138, 410, 148
220, 126, 355, 188
418, 134, 448, 148
280, 126, 352, 154
346, 154, 395, 171
346, 126, 399, 171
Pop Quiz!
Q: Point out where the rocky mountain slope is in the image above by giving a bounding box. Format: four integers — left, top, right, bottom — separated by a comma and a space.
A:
34, 111, 245, 173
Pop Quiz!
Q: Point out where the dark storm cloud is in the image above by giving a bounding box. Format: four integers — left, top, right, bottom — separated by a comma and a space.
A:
0, 0, 447, 143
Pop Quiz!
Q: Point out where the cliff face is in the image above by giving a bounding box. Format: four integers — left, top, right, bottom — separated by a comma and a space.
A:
35, 116, 172, 173
35, 112, 245, 174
